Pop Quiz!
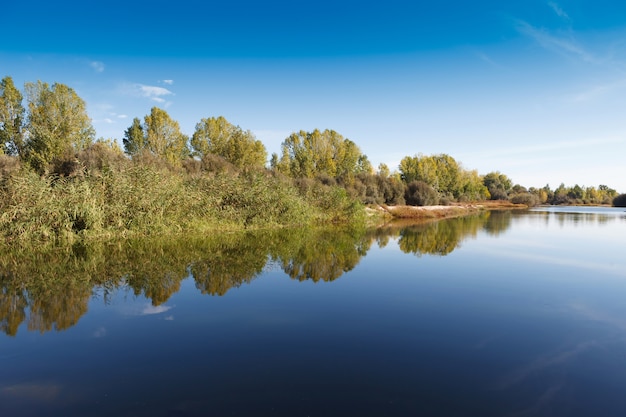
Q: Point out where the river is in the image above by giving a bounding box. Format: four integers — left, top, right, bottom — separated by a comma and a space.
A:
1, 207, 625, 416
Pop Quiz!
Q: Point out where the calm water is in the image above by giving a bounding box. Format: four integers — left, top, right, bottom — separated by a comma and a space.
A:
1, 207, 626, 416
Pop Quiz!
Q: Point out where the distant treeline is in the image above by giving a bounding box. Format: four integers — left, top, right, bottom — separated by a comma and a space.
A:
0, 76, 623, 242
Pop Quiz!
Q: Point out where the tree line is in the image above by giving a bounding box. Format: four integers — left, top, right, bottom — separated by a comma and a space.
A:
1, 75, 623, 214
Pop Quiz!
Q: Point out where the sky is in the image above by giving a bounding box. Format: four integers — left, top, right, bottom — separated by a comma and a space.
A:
2, 0, 625, 192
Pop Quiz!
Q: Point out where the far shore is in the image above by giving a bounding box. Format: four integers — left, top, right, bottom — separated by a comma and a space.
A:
367, 200, 529, 222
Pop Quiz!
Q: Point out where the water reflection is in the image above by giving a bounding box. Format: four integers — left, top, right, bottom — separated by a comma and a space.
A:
528, 206, 626, 226
0, 212, 512, 336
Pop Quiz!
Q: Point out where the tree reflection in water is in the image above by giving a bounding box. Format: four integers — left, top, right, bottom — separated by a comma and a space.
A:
0, 211, 515, 335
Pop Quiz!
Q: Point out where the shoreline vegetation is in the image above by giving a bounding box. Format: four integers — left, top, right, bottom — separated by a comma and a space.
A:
1, 75, 624, 246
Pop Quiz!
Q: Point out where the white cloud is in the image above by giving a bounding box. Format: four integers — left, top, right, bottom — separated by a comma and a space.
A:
162, 79, 174, 85
117, 114, 128, 119
90, 61, 105, 73
104, 118, 114, 124
136, 84, 174, 103
548, 2, 570, 21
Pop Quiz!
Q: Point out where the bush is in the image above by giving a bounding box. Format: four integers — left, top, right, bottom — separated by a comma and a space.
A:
613, 194, 626, 207
405, 181, 439, 206
510, 193, 540, 207
78, 141, 129, 174
488, 188, 508, 200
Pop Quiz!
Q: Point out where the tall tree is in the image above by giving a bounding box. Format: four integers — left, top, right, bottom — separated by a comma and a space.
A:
277, 129, 368, 180
24, 81, 95, 172
399, 153, 461, 196
0, 76, 25, 156
122, 117, 145, 156
142, 107, 189, 164
191, 116, 266, 169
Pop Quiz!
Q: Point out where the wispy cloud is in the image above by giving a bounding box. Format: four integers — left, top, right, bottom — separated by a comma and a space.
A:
119, 83, 174, 104
138, 84, 173, 103
161, 79, 174, 85
516, 20, 596, 63
90, 60, 105, 73
548, 1, 570, 21
461, 136, 625, 161
570, 78, 626, 103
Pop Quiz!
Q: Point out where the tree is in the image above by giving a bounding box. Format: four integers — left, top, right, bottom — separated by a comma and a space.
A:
127, 107, 189, 164
277, 129, 368, 180
0, 76, 25, 156
399, 153, 461, 197
191, 116, 266, 169
122, 117, 145, 156
613, 194, 626, 207
483, 171, 512, 200
23, 81, 95, 172
378, 163, 390, 179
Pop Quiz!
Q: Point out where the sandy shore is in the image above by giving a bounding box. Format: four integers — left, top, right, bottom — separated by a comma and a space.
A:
367, 201, 528, 221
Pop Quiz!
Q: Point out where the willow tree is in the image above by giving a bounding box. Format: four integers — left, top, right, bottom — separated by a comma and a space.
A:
23, 81, 95, 172
0, 76, 25, 156
191, 116, 266, 169
275, 129, 370, 180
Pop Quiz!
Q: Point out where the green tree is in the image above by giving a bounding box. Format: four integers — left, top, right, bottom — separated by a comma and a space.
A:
23, 81, 95, 172
399, 153, 461, 197
122, 117, 145, 156
142, 107, 189, 164
378, 163, 390, 178
278, 129, 368, 180
483, 171, 512, 200
191, 116, 266, 169
0, 76, 25, 156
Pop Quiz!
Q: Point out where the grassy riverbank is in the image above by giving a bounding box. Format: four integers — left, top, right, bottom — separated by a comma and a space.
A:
0, 156, 363, 245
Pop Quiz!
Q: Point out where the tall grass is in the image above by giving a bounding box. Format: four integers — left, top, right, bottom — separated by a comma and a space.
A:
0, 155, 363, 244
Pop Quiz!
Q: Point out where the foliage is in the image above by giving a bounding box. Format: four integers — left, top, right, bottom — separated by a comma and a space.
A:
613, 194, 626, 207
123, 107, 189, 165
399, 153, 462, 197
23, 81, 95, 173
539, 183, 618, 205
509, 192, 540, 207
276, 129, 370, 180
122, 117, 145, 156
0, 76, 25, 156
483, 171, 512, 200
405, 180, 439, 206
191, 116, 267, 169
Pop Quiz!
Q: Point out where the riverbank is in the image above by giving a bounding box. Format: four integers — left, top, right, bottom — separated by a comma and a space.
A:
367, 200, 528, 222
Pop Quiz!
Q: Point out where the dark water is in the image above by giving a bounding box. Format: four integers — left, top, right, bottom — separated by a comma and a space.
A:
1, 207, 626, 416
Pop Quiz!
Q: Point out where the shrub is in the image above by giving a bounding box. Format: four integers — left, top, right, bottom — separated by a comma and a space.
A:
613, 194, 626, 207
510, 193, 540, 207
405, 181, 439, 206
77, 141, 129, 174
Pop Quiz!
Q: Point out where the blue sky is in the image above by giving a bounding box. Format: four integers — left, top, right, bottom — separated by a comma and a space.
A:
2, 0, 625, 192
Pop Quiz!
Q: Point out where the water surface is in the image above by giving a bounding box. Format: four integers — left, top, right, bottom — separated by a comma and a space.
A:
1, 207, 625, 416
